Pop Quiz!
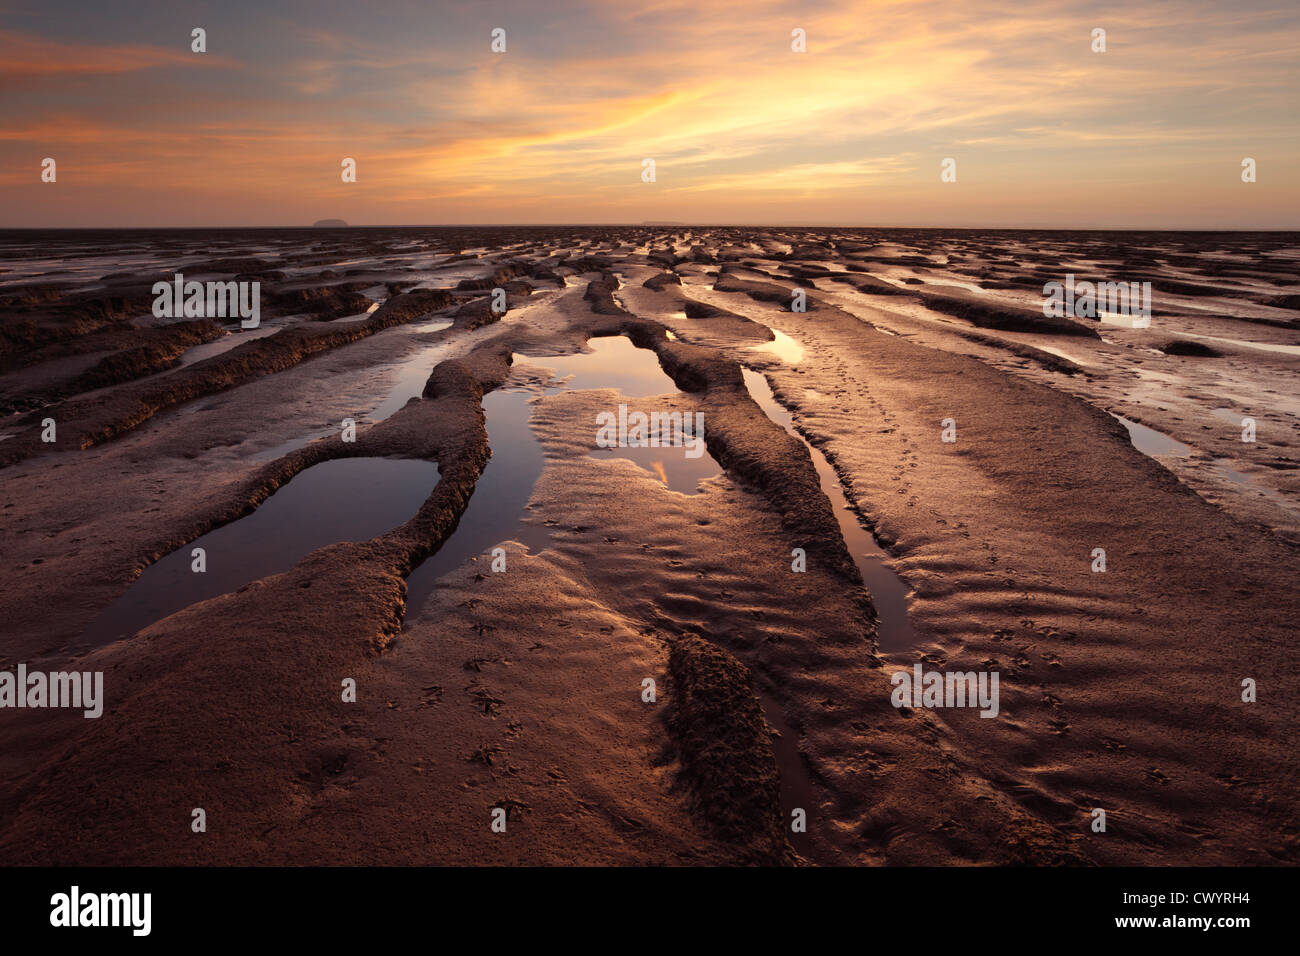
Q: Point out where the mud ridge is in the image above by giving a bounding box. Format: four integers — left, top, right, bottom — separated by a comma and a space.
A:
0, 289, 455, 467
665, 634, 791, 863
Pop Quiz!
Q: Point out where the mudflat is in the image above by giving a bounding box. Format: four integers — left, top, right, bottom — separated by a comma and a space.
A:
0, 226, 1296, 865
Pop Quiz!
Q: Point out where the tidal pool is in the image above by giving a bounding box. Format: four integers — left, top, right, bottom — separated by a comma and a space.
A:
78, 457, 439, 648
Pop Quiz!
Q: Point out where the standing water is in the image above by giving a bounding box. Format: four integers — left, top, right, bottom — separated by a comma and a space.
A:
741, 368, 917, 653
77, 457, 440, 649
403, 388, 552, 616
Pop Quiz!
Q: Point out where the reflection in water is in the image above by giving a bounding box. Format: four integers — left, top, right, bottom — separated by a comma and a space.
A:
742, 367, 917, 653
404, 389, 552, 615
1173, 332, 1300, 356
252, 325, 457, 460
1211, 407, 1249, 426
518, 336, 722, 493
1112, 414, 1295, 520
175, 325, 281, 368
403, 336, 725, 614
78, 458, 439, 648
1113, 414, 1192, 458
748, 328, 804, 364
366, 328, 456, 421
521, 335, 676, 397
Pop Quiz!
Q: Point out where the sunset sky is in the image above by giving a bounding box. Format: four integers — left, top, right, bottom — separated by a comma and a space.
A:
1, 0, 1296, 228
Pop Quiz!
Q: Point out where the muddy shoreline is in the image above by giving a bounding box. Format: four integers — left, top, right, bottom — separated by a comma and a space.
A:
1, 227, 1296, 865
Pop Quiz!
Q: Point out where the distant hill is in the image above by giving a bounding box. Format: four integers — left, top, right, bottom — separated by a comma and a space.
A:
312, 218, 348, 227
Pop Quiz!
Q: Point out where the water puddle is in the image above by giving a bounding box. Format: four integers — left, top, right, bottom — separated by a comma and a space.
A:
1098, 313, 1155, 328
519, 336, 722, 494
71, 323, 289, 406
1211, 407, 1249, 427
365, 328, 456, 422
410, 319, 454, 334
757, 692, 822, 862
521, 336, 675, 398
1112, 414, 1294, 519
410, 267, 493, 290
252, 429, 336, 464
747, 328, 804, 364
585, 443, 718, 494
332, 302, 382, 323
1171, 331, 1300, 356
741, 367, 917, 653
1203, 458, 1298, 518
1036, 345, 1088, 367
927, 278, 989, 295
175, 326, 281, 368
250, 323, 457, 460
403, 336, 724, 612
1214, 462, 1258, 486
403, 388, 552, 616
77, 457, 439, 648
1112, 414, 1192, 458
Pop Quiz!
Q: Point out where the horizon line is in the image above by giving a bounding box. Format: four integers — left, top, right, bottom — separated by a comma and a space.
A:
2, 223, 1298, 233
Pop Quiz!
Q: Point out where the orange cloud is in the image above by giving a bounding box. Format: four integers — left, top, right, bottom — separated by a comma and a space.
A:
0, 29, 238, 85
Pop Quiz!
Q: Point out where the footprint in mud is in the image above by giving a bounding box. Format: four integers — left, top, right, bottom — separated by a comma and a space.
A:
466, 743, 503, 766
467, 684, 505, 716
301, 751, 352, 792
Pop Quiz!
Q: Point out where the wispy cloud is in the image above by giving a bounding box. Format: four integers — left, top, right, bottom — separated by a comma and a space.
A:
0, 0, 1296, 226
0, 29, 238, 87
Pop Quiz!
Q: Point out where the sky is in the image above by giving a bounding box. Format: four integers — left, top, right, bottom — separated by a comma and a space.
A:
0, 0, 1297, 228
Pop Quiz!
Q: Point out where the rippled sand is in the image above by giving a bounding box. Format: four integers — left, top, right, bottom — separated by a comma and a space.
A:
0, 226, 1296, 865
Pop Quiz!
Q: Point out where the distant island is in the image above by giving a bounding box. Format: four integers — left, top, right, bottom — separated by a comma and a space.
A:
312, 218, 348, 227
